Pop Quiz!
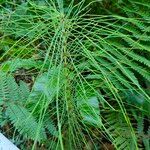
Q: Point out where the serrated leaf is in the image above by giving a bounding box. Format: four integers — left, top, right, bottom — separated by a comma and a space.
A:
31, 67, 62, 101
77, 87, 102, 127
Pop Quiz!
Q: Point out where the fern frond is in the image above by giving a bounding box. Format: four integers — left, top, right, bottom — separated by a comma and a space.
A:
0, 72, 19, 101
105, 111, 137, 150
6, 103, 46, 141
18, 81, 30, 102
0, 58, 42, 72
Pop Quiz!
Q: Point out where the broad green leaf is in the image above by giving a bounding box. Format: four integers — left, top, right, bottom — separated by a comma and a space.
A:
77, 87, 102, 127
31, 67, 63, 101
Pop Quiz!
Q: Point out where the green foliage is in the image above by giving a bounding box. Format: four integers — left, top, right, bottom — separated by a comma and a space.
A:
105, 111, 137, 150
0, 58, 42, 72
137, 117, 150, 150
6, 103, 46, 141
0, 72, 57, 143
77, 86, 102, 127
0, 0, 150, 149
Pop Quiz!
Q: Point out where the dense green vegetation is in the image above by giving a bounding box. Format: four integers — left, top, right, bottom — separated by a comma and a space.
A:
0, 0, 150, 149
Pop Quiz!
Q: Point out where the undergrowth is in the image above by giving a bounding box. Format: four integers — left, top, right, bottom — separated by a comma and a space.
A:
0, 0, 150, 150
